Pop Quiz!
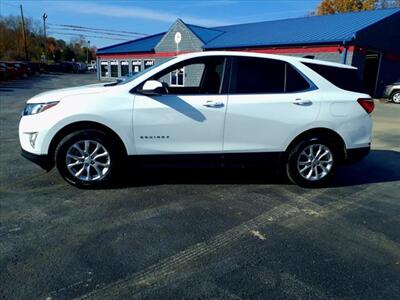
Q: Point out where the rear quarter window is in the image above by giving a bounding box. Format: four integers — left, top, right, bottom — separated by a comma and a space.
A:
303, 62, 366, 93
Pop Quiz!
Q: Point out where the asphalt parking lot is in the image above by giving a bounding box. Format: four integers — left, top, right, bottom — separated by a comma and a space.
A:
1, 74, 399, 299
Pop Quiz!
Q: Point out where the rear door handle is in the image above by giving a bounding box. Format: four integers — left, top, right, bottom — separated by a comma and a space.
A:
293, 98, 312, 105
203, 101, 224, 108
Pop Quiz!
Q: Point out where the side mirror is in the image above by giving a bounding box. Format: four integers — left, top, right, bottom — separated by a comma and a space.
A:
138, 80, 166, 96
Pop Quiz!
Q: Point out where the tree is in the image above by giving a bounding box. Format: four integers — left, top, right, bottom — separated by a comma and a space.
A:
315, 0, 399, 15
0, 14, 94, 62
316, 0, 376, 15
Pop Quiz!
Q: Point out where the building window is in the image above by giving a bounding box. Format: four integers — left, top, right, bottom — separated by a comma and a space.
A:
170, 67, 185, 86
110, 61, 118, 77
144, 59, 154, 69
132, 60, 141, 73
100, 61, 108, 77
121, 61, 129, 76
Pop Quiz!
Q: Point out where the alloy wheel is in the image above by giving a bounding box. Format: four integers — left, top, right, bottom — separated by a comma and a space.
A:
65, 140, 111, 182
392, 92, 400, 104
297, 144, 333, 181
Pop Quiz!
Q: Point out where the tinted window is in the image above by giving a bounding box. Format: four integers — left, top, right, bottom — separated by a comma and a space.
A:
230, 57, 311, 94
285, 64, 311, 92
303, 62, 366, 93
231, 57, 285, 94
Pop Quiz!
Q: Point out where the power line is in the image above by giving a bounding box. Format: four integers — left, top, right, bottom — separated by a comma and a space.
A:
1, 2, 19, 7
48, 23, 148, 37
47, 31, 130, 41
47, 26, 142, 39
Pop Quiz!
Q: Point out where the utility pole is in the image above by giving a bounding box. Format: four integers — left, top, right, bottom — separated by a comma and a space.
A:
20, 5, 29, 61
42, 13, 47, 40
357, 1, 363, 11
42, 13, 48, 62
86, 40, 90, 63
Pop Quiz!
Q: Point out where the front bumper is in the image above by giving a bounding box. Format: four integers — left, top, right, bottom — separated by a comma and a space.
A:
345, 146, 370, 164
21, 149, 53, 171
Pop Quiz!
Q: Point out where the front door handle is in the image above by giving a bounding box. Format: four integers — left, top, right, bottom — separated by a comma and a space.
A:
203, 101, 224, 108
293, 98, 312, 105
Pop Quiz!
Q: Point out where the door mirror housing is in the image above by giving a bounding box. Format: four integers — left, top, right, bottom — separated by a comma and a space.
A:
137, 80, 166, 96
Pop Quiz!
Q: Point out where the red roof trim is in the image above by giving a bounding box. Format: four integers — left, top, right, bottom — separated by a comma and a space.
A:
97, 50, 195, 60
97, 46, 354, 59
230, 45, 355, 54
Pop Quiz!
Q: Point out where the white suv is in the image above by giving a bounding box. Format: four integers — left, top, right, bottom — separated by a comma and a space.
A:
19, 51, 373, 188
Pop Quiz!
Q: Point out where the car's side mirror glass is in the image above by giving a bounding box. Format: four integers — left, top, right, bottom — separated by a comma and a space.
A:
137, 80, 166, 96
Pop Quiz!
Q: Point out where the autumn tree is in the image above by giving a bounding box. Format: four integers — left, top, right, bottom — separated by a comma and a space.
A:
315, 0, 399, 15
316, 0, 375, 15
0, 15, 96, 62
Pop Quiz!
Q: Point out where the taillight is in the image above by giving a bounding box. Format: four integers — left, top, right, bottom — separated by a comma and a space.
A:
357, 98, 374, 114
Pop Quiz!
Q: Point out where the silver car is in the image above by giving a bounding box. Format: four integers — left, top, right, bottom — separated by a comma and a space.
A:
383, 82, 400, 104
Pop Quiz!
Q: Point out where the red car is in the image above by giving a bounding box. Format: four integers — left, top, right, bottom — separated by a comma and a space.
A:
0, 62, 18, 80
8, 62, 30, 78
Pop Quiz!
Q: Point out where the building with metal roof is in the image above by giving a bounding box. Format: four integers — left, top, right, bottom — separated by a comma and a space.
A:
96, 8, 400, 97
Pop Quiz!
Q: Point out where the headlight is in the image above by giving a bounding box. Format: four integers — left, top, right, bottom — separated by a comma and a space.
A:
22, 101, 59, 116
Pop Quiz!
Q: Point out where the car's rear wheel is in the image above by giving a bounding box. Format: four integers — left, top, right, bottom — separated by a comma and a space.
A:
391, 91, 400, 104
55, 129, 119, 188
286, 136, 337, 188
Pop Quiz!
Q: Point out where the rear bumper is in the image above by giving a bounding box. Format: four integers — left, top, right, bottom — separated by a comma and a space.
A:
345, 146, 370, 163
21, 149, 53, 171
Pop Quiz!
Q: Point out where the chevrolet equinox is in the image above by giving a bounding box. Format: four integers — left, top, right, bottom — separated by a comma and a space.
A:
19, 51, 373, 188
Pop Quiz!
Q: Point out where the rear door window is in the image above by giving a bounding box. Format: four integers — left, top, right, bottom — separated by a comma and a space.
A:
230, 57, 311, 94
230, 57, 285, 94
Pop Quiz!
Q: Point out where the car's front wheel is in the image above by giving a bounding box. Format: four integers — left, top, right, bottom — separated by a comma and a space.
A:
286, 136, 337, 188
55, 129, 119, 188
391, 91, 400, 104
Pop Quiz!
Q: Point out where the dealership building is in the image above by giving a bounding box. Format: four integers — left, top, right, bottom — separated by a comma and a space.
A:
96, 8, 400, 97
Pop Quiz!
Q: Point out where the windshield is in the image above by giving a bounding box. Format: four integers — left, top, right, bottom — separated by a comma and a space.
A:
105, 57, 174, 86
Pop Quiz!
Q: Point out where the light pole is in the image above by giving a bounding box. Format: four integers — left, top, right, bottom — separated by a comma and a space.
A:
86, 40, 90, 63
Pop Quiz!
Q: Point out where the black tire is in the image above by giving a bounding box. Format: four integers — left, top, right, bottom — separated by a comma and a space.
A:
286, 135, 337, 188
390, 91, 400, 104
55, 129, 121, 188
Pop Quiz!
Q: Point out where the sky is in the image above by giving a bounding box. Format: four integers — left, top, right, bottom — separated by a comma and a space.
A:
0, 0, 321, 48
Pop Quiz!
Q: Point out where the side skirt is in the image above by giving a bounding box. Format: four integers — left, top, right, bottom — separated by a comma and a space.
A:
127, 152, 285, 169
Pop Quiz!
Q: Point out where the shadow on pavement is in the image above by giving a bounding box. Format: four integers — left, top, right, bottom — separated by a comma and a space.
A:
112, 149, 400, 189
332, 149, 400, 187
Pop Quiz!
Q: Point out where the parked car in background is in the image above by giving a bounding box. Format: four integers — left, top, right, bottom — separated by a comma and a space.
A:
76, 62, 88, 73
0, 63, 8, 80
0, 62, 18, 80
12, 62, 31, 78
28, 62, 49, 75
48, 62, 75, 73
19, 51, 373, 188
383, 82, 400, 104
88, 61, 97, 72
63, 62, 77, 73
48, 63, 64, 73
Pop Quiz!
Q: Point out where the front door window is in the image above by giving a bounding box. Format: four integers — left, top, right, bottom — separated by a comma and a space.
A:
151, 56, 226, 95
